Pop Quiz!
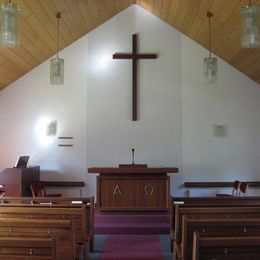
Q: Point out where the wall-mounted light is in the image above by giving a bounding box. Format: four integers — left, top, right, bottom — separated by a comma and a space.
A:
0, 0, 21, 47
240, 0, 260, 48
46, 120, 57, 136
50, 12, 64, 85
204, 11, 217, 84
213, 124, 227, 137
35, 117, 57, 146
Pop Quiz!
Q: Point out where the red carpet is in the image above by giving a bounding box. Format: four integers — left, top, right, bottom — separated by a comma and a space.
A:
100, 234, 165, 260
90, 209, 172, 259
94, 209, 170, 235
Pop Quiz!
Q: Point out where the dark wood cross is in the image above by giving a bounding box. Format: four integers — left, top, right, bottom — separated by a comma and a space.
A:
113, 34, 157, 121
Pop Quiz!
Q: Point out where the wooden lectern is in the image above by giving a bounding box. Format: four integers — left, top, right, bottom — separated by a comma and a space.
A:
0, 166, 40, 196
88, 166, 178, 211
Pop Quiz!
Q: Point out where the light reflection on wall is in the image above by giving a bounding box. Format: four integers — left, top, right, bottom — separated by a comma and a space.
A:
34, 116, 56, 147
98, 54, 111, 69
91, 52, 113, 74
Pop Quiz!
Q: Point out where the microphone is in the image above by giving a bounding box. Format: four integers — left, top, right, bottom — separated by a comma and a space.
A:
132, 148, 135, 165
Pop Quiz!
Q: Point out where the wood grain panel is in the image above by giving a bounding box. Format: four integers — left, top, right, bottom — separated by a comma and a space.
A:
167, 0, 181, 26
0, 58, 26, 75
24, 0, 50, 25
159, 0, 172, 22
0, 48, 32, 71
217, 0, 240, 23
0, 0, 259, 90
20, 35, 45, 62
181, 0, 202, 35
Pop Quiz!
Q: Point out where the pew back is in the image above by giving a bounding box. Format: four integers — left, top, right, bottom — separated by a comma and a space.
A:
0, 196, 94, 252
0, 218, 74, 260
192, 231, 260, 260
0, 235, 57, 260
0, 198, 94, 232
182, 216, 260, 260
170, 196, 260, 250
176, 206, 260, 243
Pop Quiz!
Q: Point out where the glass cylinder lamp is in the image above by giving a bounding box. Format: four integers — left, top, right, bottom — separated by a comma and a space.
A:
50, 56, 64, 85
0, 2, 20, 47
204, 57, 217, 84
241, 5, 260, 48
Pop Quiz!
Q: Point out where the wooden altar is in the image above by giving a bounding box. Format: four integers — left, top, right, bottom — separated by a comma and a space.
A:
88, 167, 178, 211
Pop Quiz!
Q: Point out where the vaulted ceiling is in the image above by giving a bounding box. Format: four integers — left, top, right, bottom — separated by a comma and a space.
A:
0, 0, 259, 91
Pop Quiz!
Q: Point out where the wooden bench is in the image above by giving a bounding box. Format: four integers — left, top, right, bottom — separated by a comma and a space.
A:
0, 196, 95, 253
172, 196, 260, 208
0, 217, 75, 260
192, 231, 260, 260
0, 205, 89, 257
0, 230, 61, 258
175, 217, 260, 260
0, 196, 93, 205
0, 236, 58, 260
170, 196, 260, 251
175, 206, 260, 243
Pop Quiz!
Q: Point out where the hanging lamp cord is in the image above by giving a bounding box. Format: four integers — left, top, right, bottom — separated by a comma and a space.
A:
207, 11, 213, 59
56, 12, 61, 59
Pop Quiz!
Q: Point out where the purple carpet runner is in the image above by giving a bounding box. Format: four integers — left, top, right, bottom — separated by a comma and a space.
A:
90, 209, 172, 259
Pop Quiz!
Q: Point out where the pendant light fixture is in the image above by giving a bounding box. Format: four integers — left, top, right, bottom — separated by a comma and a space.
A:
204, 11, 217, 84
0, 0, 21, 47
240, 0, 260, 48
50, 12, 64, 85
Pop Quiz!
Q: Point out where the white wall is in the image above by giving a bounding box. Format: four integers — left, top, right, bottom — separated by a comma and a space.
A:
181, 35, 260, 196
0, 5, 259, 197
86, 6, 182, 196
0, 34, 88, 196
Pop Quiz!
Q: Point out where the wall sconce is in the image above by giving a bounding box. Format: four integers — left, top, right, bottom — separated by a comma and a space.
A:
0, 0, 21, 47
46, 120, 57, 136
213, 124, 227, 137
240, 1, 260, 48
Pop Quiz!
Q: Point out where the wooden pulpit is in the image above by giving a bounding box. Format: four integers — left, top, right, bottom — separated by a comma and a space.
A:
88, 166, 178, 211
0, 166, 40, 196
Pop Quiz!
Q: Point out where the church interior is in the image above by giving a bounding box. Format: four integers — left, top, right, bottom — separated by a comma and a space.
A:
0, 0, 259, 259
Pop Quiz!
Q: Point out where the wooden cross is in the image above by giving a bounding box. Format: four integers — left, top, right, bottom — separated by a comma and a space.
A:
113, 34, 157, 121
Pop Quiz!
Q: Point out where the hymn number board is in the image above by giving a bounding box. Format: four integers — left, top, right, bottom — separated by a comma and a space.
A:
113, 34, 157, 121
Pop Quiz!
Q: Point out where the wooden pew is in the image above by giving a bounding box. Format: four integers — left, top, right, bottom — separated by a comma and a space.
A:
172, 196, 260, 208
175, 206, 260, 243
0, 218, 75, 260
192, 231, 260, 260
0, 196, 94, 205
0, 196, 95, 253
0, 205, 88, 257
0, 236, 58, 260
170, 196, 260, 251
175, 217, 260, 260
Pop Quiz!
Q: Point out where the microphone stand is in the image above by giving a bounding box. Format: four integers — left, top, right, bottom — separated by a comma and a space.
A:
132, 148, 135, 165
